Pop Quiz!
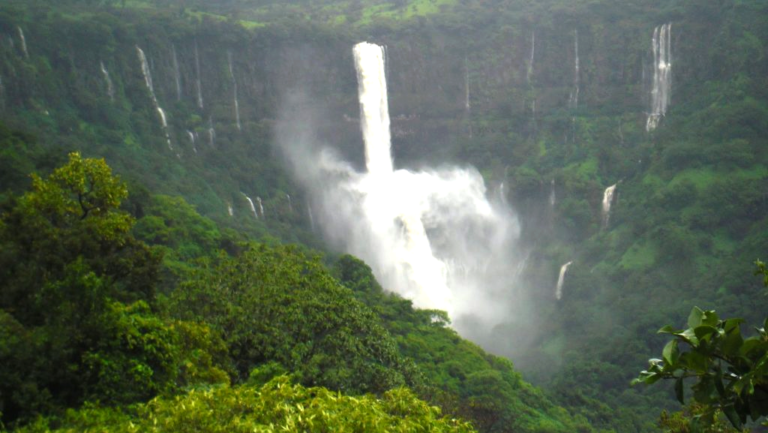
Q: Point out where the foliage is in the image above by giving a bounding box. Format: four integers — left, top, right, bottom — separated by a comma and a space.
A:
634, 306, 768, 430
17, 377, 476, 433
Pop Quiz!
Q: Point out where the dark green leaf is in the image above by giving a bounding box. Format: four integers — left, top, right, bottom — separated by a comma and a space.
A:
663, 340, 679, 366
674, 376, 684, 404
688, 307, 704, 328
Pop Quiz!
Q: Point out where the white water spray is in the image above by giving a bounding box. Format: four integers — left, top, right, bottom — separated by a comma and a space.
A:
555, 261, 572, 300
17, 27, 28, 59
286, 42, 518, 322
172, 44, 182, 101
137, 46, 173, 150
602, 184, 617, 228
307, 204, 316, 232
242, 194, 258, 219
194, 42, 204, 109
100, 61, 114, 101
227, 203, 233, 216
646, 23, 672, 131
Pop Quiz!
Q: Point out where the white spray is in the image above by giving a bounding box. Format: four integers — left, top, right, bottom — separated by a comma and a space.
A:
137, 46, 173, 150
228, 51, 241, 131
256, 197, 265, 218
287, 42, 519, 323
227, 203, 233, 216
100, 61, 115, 101
602, 184, 617, 228
646, 23, 672, 131
17, 27, 28, 59
555, 261, 572, 300
172, 44, 182, 101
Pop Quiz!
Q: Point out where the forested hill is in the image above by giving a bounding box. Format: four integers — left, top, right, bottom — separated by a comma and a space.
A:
1, 0, 767, 432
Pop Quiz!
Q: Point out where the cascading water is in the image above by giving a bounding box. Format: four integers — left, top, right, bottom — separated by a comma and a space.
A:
602, 184, 617, 228
100, 61, 115, 101
137, 46, 173, 150
186, 130, 198, 154
172, 44, 182, 101
207, 118, 215, 147
526, 31, 535, 85
228, 51, 242, 131
286, 194, 293, 213
549, 179, 556, 207
555, 261, 572, 300
242, 194, 258, 219
286, 42, 518, 322
228, 203, 234, 217
257, 197, 265, 218
307, 204, 315, 232
568, 30, 580, 110
646, 23, 672, 131
17, 27, 28, 59
194, 42, 204, 109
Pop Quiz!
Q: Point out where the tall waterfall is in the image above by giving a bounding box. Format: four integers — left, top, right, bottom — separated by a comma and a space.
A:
172, 44, 182, 101
242, 194, 258, 219
228, 51, 241, 130
194, 42, 204, 109
17, 27, 28, 59
555, 261, 573, 300
286, 194, 293, 212
526, 31, 535, 85
286, 42, 518, 321
100, 61, 115, 101
227, 203, 234, 217
354, 43, 394, 176
186, 130, 198, 154
136, 46, 173, 150
602, 184, 618, 228
568, 30, 580, 110
646, 23, 672, 131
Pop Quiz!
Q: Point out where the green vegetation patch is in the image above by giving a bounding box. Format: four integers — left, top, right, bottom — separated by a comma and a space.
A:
619, 240, 657, 270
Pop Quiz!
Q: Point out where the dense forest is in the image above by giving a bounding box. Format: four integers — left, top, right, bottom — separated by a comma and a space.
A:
0, 0, 767, 432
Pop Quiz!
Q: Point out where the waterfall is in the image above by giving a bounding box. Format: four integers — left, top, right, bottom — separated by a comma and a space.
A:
227, 204, 233, 216
646, 23, 672, 131
194, 42, 204, 109
464, 57, 471, 112
354, 43, 394, 176
100, 61, 115, 101
286, 194, 293, 212
555, 261, 573, 300
172, 44, 182, 101
256, 197, 265, 218
549, 179, 556, 207
568, 30, 580, 110
227, 51, 242, 131
137, 46, 173, 150
294, 41, 517, 318
602, 184, 618, 228
307, 204, 316, 232
526, 31, 535, 85
207, 118, 215, 147
17, 27, 28, 59
186, 130, 198, 154
242, 194, 258, 219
